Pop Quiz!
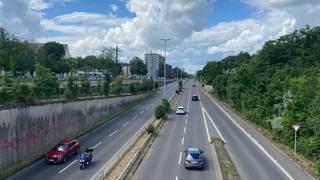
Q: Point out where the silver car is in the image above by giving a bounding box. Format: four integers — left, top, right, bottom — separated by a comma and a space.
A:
184, 148, 205, 169
175, 106, 186, 115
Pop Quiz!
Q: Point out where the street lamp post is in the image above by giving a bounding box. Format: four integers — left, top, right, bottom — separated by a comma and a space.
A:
160, 38, 170, 98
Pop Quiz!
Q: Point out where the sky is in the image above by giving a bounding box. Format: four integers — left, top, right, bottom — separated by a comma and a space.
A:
1, 0, 320, 74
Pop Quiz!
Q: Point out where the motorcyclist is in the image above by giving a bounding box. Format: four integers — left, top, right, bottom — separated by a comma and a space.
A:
83, 148, 93, 165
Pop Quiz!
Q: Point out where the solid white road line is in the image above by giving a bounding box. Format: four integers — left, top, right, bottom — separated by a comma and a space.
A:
122, 121, 129, 127
175, 176, 179, 180
181, 136, 184, 146
210, 96, 294, 180
93, 141, 102, 149
201, 105, 211, 143
178, 151, 182, 165
185, 119, 188, 125
203, 107, 226, 143
108, 130, 118, 137
58, 160, 77, 174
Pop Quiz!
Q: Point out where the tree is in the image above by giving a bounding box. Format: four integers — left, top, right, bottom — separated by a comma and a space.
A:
154, 104, 166, 119
128, 83, 137, 94
103, 73, 111, 96
65, 72, 78, 99
81, 79, 91, 96
97, 80, 103, 96
14, 83, 33, 103
110, 77, 123, 95
0, 73, 13, 103
37, 42, 65, 73
129, 57, 147, 75
0, 28, 36, 75
162, 98, 170, 113
33, 64, 59, 99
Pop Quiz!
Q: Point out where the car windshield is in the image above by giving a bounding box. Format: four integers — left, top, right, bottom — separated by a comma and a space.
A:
54, 144, 68, 151
188, 152, 200, 159
178, 107, 184, 110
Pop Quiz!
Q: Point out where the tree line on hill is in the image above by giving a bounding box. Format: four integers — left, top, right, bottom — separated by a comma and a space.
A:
197, 25, 320, 173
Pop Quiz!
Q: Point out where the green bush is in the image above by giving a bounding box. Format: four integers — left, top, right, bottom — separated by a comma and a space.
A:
162, 98, 170, 113
154, 104, 166, 119
146, 124, 155, 134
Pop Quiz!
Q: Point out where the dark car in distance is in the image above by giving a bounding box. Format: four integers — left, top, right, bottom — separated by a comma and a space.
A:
184, 148, 205, 169
192, 95, 199, 101
45, 139, 80, 164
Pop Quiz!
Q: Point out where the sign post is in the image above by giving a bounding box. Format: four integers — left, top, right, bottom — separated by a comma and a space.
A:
292, 124, 301, 155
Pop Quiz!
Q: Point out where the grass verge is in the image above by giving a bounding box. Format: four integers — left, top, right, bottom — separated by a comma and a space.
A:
212, 138, 240, 180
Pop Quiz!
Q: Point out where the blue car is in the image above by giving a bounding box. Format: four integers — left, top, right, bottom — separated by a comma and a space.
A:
184, 148, 205, 169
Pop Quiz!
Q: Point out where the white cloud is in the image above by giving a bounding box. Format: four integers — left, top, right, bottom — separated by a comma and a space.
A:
30, 0, 50, 11
110, 4, 119, 12
0, 0, 42, 40
2, 0, 320, 73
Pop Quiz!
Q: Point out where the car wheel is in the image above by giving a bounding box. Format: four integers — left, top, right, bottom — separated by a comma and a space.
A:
63, 156, 68, 163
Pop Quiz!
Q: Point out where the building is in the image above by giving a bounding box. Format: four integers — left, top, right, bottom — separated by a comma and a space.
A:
145, 53, 164, 80
28, 42, 71, 58
121, 63, 131, 79
165, 64, 173, 79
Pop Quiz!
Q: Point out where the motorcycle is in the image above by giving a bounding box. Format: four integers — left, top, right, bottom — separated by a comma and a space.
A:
79, 148, 94, 170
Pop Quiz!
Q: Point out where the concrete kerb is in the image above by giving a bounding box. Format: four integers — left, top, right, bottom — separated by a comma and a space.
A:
210, 143, 224, 180
91, 93, 178, 180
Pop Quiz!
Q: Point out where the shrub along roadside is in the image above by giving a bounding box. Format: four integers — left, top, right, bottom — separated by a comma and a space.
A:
154, 98, 171, 119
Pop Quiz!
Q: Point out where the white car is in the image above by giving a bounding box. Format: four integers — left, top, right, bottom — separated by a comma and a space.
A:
176, 106, 185, 115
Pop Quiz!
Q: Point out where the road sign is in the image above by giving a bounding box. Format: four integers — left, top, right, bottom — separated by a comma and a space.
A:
292, 124, 301, 155
292, 124, 301, 132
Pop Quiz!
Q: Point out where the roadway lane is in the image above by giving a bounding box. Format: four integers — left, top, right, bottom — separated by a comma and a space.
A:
197, 85, 315, 180
7, 82, 178, 180
134, 80, 215, 180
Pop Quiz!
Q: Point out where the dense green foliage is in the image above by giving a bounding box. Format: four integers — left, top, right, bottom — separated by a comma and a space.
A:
129, 56, 147, 75
198, 25, 320, 170
128, 79, 154, 94
154, 98, 171, 119
0, 27, 125, 103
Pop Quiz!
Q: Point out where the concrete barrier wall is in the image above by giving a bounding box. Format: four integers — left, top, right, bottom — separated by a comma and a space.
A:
0, 94, 146, 168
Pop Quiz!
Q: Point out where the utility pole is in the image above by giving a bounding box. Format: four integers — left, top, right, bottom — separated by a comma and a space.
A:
115, 46, 118, 64
160, 38, 170, 98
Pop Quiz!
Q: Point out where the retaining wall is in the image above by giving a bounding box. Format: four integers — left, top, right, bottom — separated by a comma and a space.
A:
0, 94, 147, 168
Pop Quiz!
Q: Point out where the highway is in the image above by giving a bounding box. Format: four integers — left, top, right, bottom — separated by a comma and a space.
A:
7, 82, 178, 180
134, 80, 216, 180
135, 80, 315, 180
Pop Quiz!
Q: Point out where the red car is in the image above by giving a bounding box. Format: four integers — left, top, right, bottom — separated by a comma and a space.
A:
45, 139, 80, 164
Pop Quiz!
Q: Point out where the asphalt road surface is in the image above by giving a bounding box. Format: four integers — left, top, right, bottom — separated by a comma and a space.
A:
7, 82, 178, 180
135, 80, 316, 180
135, 80, 216, 180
